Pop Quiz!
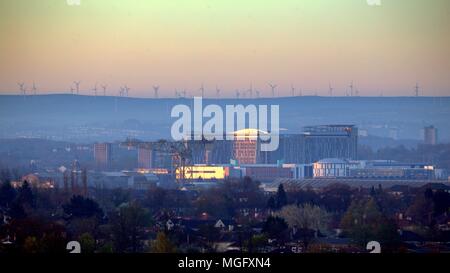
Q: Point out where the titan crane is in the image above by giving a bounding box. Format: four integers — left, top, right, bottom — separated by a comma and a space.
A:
120, 138, 193, 184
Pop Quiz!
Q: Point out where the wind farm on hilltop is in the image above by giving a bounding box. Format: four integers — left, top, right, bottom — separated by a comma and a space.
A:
6, 81, 438, 99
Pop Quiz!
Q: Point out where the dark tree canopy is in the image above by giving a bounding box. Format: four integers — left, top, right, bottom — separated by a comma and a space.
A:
63, 195, 103, 219
0, 180, 16, 207
263, 216, 288, 241
17, 181, 35, 207
275, 184, 287, 209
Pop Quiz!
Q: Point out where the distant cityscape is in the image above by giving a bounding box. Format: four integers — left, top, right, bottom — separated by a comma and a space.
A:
2, 118, 450, 253
2, 0, 450, 262
17, 124, 444, 193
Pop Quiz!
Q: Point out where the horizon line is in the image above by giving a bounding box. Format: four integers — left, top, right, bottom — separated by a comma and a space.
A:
1, 93, 450, 99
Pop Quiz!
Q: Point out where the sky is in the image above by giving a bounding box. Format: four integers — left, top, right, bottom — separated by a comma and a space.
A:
0, 0, 449, 97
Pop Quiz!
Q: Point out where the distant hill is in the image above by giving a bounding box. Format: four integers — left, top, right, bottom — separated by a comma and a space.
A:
0, 94, 449, 143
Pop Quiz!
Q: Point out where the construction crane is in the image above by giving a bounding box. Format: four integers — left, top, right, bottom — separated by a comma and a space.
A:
120, 138, 193, 184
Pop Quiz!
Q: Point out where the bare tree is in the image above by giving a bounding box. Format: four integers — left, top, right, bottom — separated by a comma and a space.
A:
277, 204, 330, 250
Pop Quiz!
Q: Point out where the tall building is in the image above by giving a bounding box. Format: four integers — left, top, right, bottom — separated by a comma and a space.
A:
138, 147, 152, 169
263, 125, 358, 164
152, 150, 173, 169
94, 143, 112, 170
301, 125, 358, 163
423, 125, 438, 145
185, 125, 358, 165
261, 134, 303, 164
188, 138, 233, 165
232, 129, 259, 164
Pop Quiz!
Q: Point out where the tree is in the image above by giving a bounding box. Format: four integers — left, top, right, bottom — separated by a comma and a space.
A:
7, 218, 67, 253
111, 202, 151, 253
195, 188, 233, 218
406, 190, 434, 227
111, 188, 131, 207
320, 183, 353, 213
236, 177, 265, 208
145, 187, 168, 210
97, 241, 114, 253
262, 216, 288, 241
17, 181, 35, 207
278, 204, 330, 231
151, 232, 176, 253
23, 236, 39, 253
79, 233, 96, 253
0, 180, 16, 208
431, 190, 450, 215
39, 222, 67, 253
63, 195, 103, 219
341, 198, 379, 246
289, 187, 319, 207
277, 204, 330, 250
267, 196, 276, 210
251, 234, 268, 252
67, 217, 100, 239
341, 197, 400, 250
275, 184, 287, 209
9, 202, 26, 219
373, 187, 405, 217
376, 218, 401, 251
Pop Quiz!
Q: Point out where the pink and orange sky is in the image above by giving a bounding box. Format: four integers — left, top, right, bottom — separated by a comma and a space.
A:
0, 0, 449, 97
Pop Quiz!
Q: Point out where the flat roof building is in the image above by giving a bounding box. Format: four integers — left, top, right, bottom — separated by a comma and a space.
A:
94, 143, 112, 170
424, 125, 438, 145
302, 125, 358, 163
137, 147, 152, 169
186, 125, 358, 165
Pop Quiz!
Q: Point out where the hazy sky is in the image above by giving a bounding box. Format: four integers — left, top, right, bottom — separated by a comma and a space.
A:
0, 0, 449, 97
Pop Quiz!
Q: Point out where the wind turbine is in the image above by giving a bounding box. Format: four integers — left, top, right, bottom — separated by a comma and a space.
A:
247, 84, 253, 98
269, 83, 277, 98
235, 90, 240, 99
199, 84, 205, 97
414, 83, 420, 97
255, 90, 260, 98
73, 81, 81, 95
17, 82, 26, 97
153, 85, 159, 98
291, 84, 295, 97
31, 82, 37, 95
215, 86, 220, 98
349, 81, 354, 97
101, 84, 107, 96
175, 89, 186, 98
92, 83, 98, 96
123, 85, 130, 97
329, 83, 333, 97
115, 90, 120, 113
